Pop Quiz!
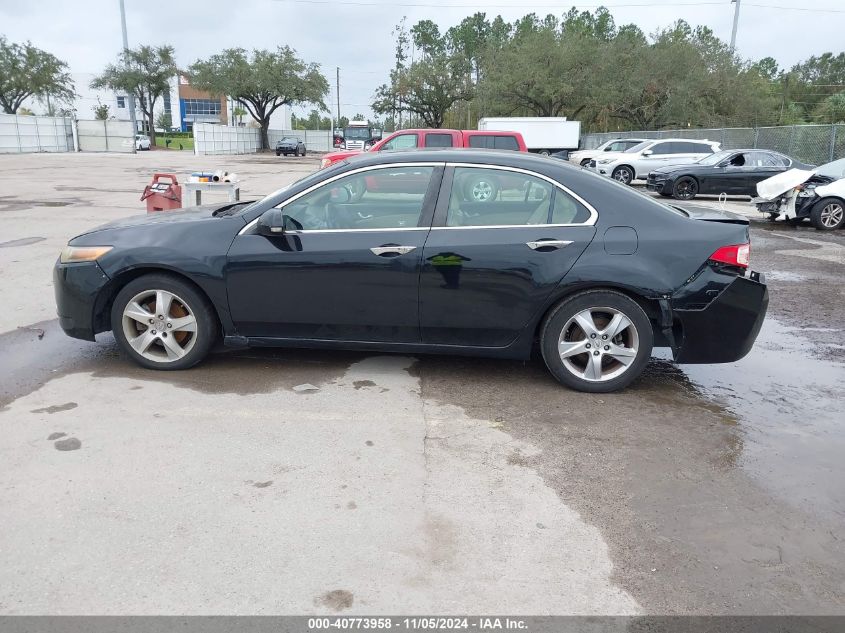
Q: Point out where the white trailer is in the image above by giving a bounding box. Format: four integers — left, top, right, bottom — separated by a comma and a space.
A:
477, 117, 581, 155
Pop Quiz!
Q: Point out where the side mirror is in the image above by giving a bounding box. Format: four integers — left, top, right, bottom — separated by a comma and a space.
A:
329, 185, 352, 204
641, 149, 653, 156
257, 209, 299, 236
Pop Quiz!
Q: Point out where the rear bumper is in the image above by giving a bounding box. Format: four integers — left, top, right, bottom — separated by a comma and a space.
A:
53, 260, 110, 341
672, 272, 768, 364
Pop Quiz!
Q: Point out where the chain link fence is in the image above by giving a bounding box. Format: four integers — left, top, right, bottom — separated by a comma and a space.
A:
582, 124, 844, 166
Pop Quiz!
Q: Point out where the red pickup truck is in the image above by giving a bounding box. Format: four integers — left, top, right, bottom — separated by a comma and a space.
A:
319, 128, 528, 168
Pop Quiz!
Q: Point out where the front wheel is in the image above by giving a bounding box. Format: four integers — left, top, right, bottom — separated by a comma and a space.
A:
541, 290, 653, 393
810, 198, 845, 230
111, 274, 218, 370
612, 166, 634, 185
672, 176, 698, 200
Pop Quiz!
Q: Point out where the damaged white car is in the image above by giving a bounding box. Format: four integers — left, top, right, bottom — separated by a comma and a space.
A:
754, 157, 845, 230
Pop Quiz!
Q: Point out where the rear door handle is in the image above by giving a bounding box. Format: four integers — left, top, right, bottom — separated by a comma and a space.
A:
526, 240, 573, 251
370, 245, 417, 257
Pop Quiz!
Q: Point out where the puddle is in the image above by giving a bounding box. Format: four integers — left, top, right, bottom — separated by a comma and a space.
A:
669, 319, 845, 519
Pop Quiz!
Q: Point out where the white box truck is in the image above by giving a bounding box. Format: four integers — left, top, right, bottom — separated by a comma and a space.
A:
477, 117, 581, 155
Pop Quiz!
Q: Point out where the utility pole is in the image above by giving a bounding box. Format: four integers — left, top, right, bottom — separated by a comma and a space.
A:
730, 0, 741, 51
336, 67, 341, 127
119, 0, 138, 151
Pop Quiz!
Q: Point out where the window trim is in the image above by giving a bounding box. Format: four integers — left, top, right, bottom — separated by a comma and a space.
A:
238, 162, 445, 235
430, 163, 598, 229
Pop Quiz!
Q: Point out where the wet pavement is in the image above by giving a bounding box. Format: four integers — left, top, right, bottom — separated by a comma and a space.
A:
0, 153, 844, 614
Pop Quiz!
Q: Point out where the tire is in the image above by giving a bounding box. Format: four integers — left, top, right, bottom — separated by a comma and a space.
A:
110, 274, 218, 371
612, 165, 635, 185
540, 290, 653, 393
672, 176, 698, 200
276, 150, 281, 156
810, 197, 845, 231
300, 146, 306, 157
463, 174, 499, 202
538, 149, 551, 156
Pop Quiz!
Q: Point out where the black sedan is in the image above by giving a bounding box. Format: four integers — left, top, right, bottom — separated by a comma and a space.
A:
275, 136, 306, 157
646, 149, 811, 200
54, 150, 768, 393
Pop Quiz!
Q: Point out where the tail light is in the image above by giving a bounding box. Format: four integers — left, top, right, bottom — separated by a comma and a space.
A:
709, 243, 750, 268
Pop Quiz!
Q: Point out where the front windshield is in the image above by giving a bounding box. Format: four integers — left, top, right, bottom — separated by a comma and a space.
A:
344, 127, 371, 140
624, 141, 651, 153
281, 137, 298, 143
697, 150, 733, 166
816, 157, 845, 180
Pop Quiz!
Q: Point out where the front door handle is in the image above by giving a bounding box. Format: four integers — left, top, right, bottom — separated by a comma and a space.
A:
526, 240, 573, 251
370, 245, 417, 257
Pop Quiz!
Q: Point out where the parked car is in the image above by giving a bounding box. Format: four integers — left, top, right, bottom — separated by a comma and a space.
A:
587, 139, 721, 185
646, 149, 812, 200
569, 138, 649, 167
754, 157, 845, 230
135, 135, 151, 151
319, 129, 527, 169
54, 150, 767, 393
275, 136, 306, 157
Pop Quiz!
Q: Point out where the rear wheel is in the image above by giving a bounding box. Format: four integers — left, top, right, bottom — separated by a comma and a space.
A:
612, 165, 634, 185
810, 198, 845, 230
541, 290, 653, 393
672, 176, 698, 200
538, 149, 551, 156
111, 274, 218, 370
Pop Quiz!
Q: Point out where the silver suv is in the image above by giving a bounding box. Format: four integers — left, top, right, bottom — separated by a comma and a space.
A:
587, 139, 720, 185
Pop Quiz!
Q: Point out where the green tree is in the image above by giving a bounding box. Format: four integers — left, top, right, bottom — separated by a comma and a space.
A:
815, 92, 845, 123
93, 99, 110, 120
155, 111, 172, 130
189, 46, 328, 149
0, 37, 75, 114
232, 105, 247, 126
91, 45, 177, 145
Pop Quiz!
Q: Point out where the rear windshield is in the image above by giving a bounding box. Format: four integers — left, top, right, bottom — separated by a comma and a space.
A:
468, 135, 520, 150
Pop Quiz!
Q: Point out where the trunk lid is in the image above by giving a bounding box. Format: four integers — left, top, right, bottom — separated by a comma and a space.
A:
673, 204, 749, 225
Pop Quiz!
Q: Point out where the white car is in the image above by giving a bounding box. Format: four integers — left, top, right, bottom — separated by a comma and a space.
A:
587, 138, 721, 185
135, 135, 151, 151
569, 138, 649, 167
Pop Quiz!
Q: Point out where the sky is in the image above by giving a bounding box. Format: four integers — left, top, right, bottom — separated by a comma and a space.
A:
1, 0, 844, 121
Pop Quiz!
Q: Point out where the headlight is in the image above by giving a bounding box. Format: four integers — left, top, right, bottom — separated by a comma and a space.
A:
597, 158, 614, 165
60, 245, 112, 263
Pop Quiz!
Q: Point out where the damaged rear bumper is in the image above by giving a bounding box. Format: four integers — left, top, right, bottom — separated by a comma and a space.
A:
672, 272, 768, 364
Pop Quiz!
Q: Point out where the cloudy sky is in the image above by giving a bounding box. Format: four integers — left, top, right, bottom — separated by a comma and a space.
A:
2, 0, 843, 120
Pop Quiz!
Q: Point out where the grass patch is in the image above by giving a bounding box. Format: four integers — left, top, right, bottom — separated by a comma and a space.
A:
156, 136, 194, 151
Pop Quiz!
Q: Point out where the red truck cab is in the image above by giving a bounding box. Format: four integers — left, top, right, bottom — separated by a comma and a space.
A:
319, 128, 528, 168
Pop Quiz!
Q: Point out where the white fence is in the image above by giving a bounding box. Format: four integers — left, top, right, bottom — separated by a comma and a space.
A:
0, 113, 74, 154
193, 123, 331, 155
77, 119, 135, 153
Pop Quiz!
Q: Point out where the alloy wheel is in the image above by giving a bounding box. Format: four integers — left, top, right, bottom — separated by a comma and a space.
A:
121, 289, 198, 362
471, 180, 495, 201
558, 307, 639, 382
820, 202, 844, 228
613, 167, 633, 185
674, 177, 698, 200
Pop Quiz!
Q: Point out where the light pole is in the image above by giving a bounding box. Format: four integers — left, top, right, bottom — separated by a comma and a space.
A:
119, 0, 139, 150
730, 0, 741, 51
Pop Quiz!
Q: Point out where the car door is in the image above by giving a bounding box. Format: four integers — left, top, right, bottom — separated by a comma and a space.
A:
740, 151, 786, 195
225, 163, 443, 342
709, 152, 749, 193
419, 165, 597, 347
634, 141, 678, 176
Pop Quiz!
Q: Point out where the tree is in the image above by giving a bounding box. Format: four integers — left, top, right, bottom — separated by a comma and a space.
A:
93, 99, 110, 120
91, 45, 177, 145
374, 54, 472, 128
0, 37, 75, 114
233, 105, 247, 126
189, 47, 328, 149
155, 111, 172, 130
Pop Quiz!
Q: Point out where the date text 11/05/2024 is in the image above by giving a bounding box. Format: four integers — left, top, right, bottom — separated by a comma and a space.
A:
308, 617, 528, 630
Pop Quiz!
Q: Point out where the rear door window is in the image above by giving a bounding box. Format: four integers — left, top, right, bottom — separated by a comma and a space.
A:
687, 142, 715, 154
649, 142, 674, 155
446, 167, 590, 226
424, 133, 454, 148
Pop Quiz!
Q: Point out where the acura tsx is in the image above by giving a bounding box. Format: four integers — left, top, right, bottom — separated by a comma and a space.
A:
54, 150, 768, 392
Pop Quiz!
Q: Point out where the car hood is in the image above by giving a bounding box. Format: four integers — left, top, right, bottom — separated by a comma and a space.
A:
756, 168, 816, 199
277, 141, 298, 146
73, 202, 248, 238
650, 164, 696, 177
